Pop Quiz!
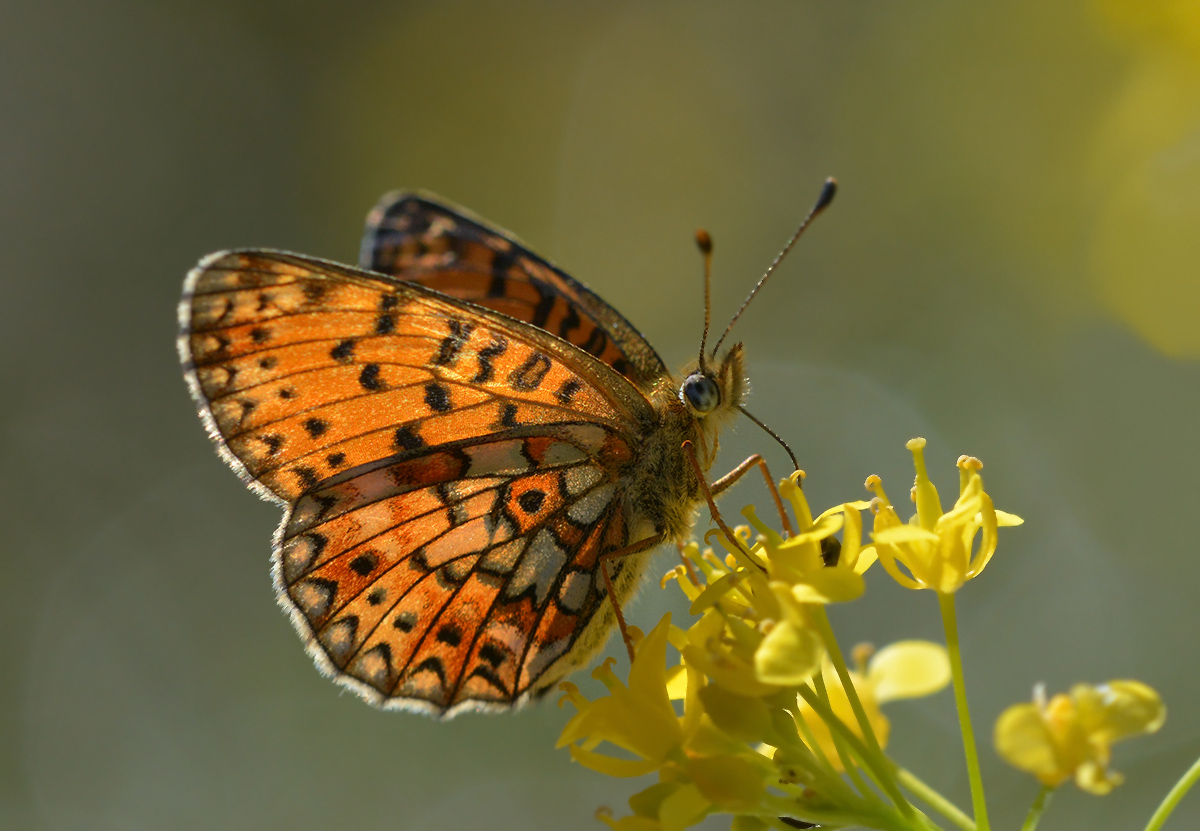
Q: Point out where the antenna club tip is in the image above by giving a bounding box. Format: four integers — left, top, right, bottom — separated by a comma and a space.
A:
695, 229, 712, 254
815, 178, 837, 212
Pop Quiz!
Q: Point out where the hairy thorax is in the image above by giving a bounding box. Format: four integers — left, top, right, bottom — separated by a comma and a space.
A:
623, 348, 746, 543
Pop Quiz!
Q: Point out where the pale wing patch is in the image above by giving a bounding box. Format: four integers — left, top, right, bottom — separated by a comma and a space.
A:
557, 571, 592, 614
507, 529, 568, 606
568, 483, 616, 526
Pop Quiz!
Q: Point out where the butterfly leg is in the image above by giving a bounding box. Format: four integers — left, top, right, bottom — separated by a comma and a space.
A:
709, 454, 795, 537
600, 533, 665, 662
676, 540, 701, 587
681, 441, 758, 565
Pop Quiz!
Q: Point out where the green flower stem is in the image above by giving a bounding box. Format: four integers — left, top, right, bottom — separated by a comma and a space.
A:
937, 591, 990, 831
791, 700, 838, 770
790, 695, 874, 806
794, 684, 935, 830
788, 703, 864, 806
812, 607, 916, 820
1144, 753, 1200, 831
812, 673, 881, 804
895, 767, 976, 831
1020, 785, 1053, 831
759, 796, 910, 831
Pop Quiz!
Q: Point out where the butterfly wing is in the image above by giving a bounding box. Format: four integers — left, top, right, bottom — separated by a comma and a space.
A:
179, 250, 657, 713
360, 192, 668, 389
179, 249, 653, 504
277, 429, 641, 714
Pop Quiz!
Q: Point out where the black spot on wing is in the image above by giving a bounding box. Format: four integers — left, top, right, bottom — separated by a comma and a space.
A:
331, 339, 355, 361
436, 625, 462, 647
555, 379, 582, 405
507, 352, 550, 391
488, 248, 517, 298
424, 383, 451, 412
558, 303, 580, 339
518, 489, 545, 513
302, 282, 327, 304
432, 319, 474, 368
394, 426, 424, 451
350, 553, 378, 576
471, 335, 508, 384
411, 657, 447, 688
531, 287, 554, 329
359, 363, 383, 390
581, 326, 607, 357
294, 466, 319, 490
478, 643, 506, 668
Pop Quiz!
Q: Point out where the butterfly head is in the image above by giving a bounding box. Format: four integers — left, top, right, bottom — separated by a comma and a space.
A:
679, 343, 746, 420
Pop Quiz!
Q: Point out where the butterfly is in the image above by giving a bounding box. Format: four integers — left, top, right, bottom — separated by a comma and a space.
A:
178, 183, 834, 716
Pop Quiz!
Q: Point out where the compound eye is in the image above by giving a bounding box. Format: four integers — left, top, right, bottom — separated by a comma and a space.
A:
681, 373, 721, 414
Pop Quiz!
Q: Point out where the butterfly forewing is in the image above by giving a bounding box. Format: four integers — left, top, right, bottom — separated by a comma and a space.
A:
361, 193, 668, 389
180, 250, 651, 503
179, 250, 659, 714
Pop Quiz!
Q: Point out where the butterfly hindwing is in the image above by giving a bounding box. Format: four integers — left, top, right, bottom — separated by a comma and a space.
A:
275, 430, 639, 713
360, 192, 669, 389
179, 250, 652, 503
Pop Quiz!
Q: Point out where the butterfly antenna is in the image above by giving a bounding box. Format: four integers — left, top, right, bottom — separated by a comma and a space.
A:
695, 229, 713, 372
738, 405, 800, 471
710, 177, 837, 358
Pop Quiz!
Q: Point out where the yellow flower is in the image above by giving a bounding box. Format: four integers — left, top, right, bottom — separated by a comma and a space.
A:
747, 472, 876, 605
560, 613, 780, 831
694, 475, 873, 687
869, 439, 1022, 593
795, 641, 951, 770
994, 680, 1166, 794
558, 614, 684, 776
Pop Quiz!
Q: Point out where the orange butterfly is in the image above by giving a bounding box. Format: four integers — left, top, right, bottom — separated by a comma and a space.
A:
178, 184, 834, 716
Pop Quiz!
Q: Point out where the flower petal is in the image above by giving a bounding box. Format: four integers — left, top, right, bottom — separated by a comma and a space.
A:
688, 755, 768, 811
995, 510, 1024, 526
874, 525, 940, 544
867, 640, 951, 703
659, 783, 709, 831
994, 702, 1067, 785
568, 745, 661, 778
754, 620, 822, 686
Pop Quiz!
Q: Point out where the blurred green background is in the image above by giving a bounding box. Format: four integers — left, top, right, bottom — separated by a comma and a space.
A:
4, 1, 1200, 828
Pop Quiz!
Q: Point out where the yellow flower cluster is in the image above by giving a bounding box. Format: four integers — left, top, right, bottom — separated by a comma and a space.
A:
556, 440, 1167, 831
995, 681, 1165, 795
558, 445, 965, 830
